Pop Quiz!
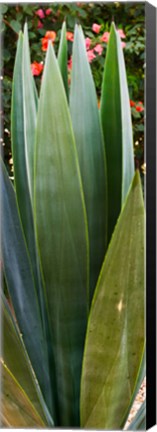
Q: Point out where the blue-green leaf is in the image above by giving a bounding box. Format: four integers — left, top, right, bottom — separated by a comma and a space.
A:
127, 400, 146, 430
70, 25, 107, 302
1, 159, 56, 422
23, 23, 38, 198
34, 43, 89, 427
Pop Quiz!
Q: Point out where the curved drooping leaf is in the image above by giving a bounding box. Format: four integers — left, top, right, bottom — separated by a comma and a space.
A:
1, 159, 56, 422
58, 21, 68, 99
100, 22, 134, 244
70, 25, 107, 302
80, 171, 144, 429
34, 43, 89, 426
1, 293, 53, 427
1, 362, 45, 428
127, 400, 146, 430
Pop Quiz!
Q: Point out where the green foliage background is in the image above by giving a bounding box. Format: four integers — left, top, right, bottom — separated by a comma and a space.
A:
1, 2, 145, 177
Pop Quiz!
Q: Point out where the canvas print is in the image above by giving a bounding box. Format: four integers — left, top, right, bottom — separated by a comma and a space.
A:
1, 2, 145, 429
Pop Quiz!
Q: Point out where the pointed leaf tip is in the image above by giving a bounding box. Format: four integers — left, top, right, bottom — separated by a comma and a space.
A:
132, 169, 141, 188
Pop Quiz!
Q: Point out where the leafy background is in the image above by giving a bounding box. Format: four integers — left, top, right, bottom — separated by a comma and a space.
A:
1, 2, 145, 179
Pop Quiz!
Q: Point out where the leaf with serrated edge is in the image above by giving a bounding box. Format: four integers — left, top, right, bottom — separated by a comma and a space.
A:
80, 171, 144, 429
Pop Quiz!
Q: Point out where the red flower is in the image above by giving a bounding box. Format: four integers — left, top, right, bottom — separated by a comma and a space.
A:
66, 31, 74, 42
36, 9, 45, 19
94, 44, 103, 55
31, 61, 44, 76
130, 100, 135, 107
136, 102, 144, 112
45, 8, 51, 16
41, 31, 56, 51
92, 23, 101, 34
87, 49, 96, 63
100, 31, 110, 43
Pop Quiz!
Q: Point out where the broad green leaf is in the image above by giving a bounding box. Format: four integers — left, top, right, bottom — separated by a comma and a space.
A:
100, 22, 134, 243
80, 171, 144, 429
34, 43, 89, 427
23, 23, 38, 198
58, 21, 68, 99
127, 400, 146, 430
1, 159, 56, 422
1, 293, 53, 427
10, 19, 21, 34
1, 363, 45, 428
11, 30, 44, 326
70, 25, 107, 302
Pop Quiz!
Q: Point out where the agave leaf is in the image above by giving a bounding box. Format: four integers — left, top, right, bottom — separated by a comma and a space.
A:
11, 28, 46, 329
0, 159, 56, 422
80, 171, 144, 429
1, 362, 46, 428
58, 21, 68, 99
100, 22, 134, 243
127, 400, 146, 430
70, 25, 107, 302
1, 292, 54, 427
34, 43, 89, 426
23, 23, 38, 198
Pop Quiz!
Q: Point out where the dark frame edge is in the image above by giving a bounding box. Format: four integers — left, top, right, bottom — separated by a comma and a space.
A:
146, 1, 156, 430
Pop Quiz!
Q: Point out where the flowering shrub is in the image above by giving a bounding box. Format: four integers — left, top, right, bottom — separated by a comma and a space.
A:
31, 23, 127, 76
1, 2, 145, 179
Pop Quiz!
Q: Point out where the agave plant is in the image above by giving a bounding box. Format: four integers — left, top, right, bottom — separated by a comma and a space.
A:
1, 21, 145, 429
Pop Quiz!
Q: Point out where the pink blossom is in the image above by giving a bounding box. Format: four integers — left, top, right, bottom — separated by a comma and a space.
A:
45, 8, 51, 16
94, 44, 103, 55
92, 23, 101, 34
68, 57, 72, 71
100, 31, 110, 43
36, 9, 45, 19
37, 20, 43, 29
85, 37, 91, 50
117, 29, 126, 39
121, 41, 126, 49
87, 49, 96, 63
